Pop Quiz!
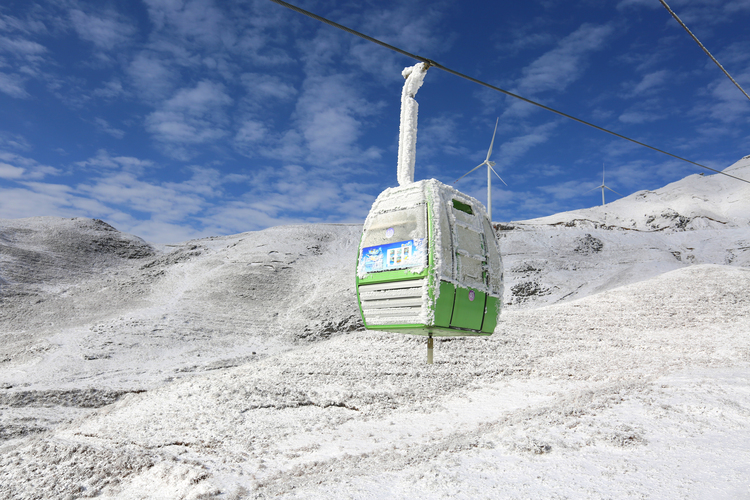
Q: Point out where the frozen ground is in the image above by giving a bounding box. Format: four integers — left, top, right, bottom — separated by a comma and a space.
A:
0, 157, 749, 499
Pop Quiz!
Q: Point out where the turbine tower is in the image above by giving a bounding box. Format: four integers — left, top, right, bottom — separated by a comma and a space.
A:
588, 164, 623, 205
454, 118, 506, 221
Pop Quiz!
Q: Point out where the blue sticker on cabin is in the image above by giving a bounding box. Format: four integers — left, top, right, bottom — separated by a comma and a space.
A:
360, 239, 426, 273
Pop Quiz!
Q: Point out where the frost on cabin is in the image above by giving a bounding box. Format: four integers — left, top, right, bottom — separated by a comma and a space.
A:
396, 62, 428, 187
357, 179, 503, 331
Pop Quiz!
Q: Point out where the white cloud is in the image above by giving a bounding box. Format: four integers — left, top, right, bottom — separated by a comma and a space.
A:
241, 72, 297, 102
0, 162, 25, 179
234, 120, 268, 145
515, 24, 615, 96
626, 69, 670, 96
0, 147, 376, 243
704, 73, 750, 123
725, 0, 750, 14
77, 171, 205, 218
0, 12, 48, 35
294, 74, 381, 165
75, 150, 155, 174
92, 79, 125, 99
143, 0, 228, 47
127, 52, 178, 101
0, 151, 59, 179
0, 25, 50, 92
0, 132, 31, 151
0, 35, 47, 58
539, 179, 591, 200
145, 80, 233, 158
163, 80, 232, 117
0, 71, 28, 98
618, 110, 664, 124
94, 118, 126, 139
417, 115, 472, 160
497, 122, 559, 166
68, 9, 136, 51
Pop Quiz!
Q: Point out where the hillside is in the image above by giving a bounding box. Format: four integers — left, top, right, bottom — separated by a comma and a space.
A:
501, 155, 750, 307
0, 157, 749, 498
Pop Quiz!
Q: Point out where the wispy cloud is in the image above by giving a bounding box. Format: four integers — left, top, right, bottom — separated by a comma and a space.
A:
127, 52, 178, 101
515, 24, 614, 96
0, 35, 47, 59
0, 71, 28, 98
497, 122, 559, 167
75, 149, 154, 174
539, 179, 591, 201
145, 80, 233, 158
502, 23, 614, 118
618, 97, 668, 124
293, 74, 382, 166
0, 162, 25, 179
0, 151, 60, 179
143, 0, 228, 48
418, 115, 471, 161
623, 69, 670, 97
241, 72, 297, 103
94, 118, 126, 139
68, 8, 136, 51
0, 147, 375, 243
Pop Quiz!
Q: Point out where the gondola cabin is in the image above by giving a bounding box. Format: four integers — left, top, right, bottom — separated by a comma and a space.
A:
356, 179, 503, 337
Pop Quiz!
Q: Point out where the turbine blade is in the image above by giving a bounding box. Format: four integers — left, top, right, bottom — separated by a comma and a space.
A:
486, 117, 499, 162
584, 185, 604, 193
488, 164, 507, 186
604, 186, 623, 196
454, 162, 486, 184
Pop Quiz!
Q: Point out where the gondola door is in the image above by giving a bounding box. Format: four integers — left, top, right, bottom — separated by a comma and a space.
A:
448, 200, 488, 331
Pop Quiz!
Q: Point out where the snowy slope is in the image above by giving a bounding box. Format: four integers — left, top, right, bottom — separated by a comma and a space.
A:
1, 265, 748, 498
500, 156, 750, 308
1, 157, 749, 499
524, 155, 750, 230
0, 220, 363, 445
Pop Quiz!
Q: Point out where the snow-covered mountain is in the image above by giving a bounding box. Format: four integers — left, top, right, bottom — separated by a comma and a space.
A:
0, 157, 749, 499
501, 155, 750, 307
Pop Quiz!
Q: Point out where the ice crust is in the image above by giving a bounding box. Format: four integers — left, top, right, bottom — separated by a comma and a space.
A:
396, 62, 428, 187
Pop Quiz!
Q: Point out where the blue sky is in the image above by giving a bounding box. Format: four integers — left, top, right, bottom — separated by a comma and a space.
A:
1, 0, 749, 243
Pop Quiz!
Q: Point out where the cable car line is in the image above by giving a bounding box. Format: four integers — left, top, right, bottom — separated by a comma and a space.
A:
268, 0, 750, 185
659, 0, 750, 104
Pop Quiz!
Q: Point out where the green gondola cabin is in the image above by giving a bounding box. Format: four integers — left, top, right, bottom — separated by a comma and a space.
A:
355, 179, 503, 337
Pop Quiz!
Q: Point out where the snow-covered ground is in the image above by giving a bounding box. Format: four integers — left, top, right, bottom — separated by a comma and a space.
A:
1, 157, 749, 499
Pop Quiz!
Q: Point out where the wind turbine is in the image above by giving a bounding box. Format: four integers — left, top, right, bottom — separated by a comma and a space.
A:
587, 164, 623, 205
454, 118, 506, 221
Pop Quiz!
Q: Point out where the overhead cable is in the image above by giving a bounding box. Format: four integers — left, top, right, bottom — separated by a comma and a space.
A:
268, 0, 750, 185
659, 0, 750, 103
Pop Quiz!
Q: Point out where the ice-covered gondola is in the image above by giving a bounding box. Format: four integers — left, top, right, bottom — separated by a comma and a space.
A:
356, 179, 503, 336
354, 62, 503, 359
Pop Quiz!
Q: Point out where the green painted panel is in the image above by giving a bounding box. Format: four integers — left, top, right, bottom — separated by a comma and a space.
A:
434, 281, 455, 327
450, 287, 486, 331
357, 268, 427, 285
481, 295, 499, 333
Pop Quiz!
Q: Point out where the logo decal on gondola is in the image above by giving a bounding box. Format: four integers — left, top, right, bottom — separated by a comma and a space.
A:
360, 238, 426, 273
468, 290, 475, 301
